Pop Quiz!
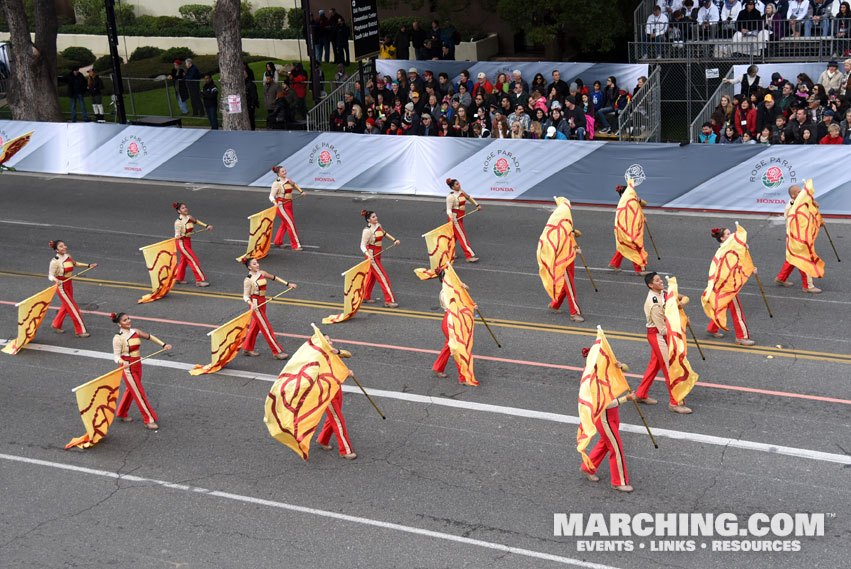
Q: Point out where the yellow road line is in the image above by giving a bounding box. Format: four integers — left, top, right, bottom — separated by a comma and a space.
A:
2, 270, 850, 364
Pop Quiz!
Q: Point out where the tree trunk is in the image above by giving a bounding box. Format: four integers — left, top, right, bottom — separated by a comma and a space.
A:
1, 0, 64, 122
212, 0, 249, 131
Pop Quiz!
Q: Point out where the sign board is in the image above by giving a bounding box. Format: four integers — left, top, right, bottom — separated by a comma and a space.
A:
227, 95, 242, 114
350, 0, 380, 60
705, 68, 720, 79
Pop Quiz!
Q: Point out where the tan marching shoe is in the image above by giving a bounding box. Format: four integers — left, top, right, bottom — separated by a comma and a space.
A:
582, 469, 600, 483
607, 263, 622, 273
669, 403, 693, 414
293, 247, 303, 251
466, 256, 479, 263
570, 314, 585, 322
637, 270, 649, 276
434, 370, 448, 378
710, 332, 724, 338
342, 452, 358, 460
273, 352, 289, 360
318, 443, 332, 451
243, 350, 260, 357
612, 484, 634, 493
636, 397, 657, 405
144, 422, 159, 430
365, 299, 376, 304
119, 416, 133, 423
804, 287, 822, 294
76, 333, 90, 338
384, 302, 399, 308
735, 338, 755, 346
774, 277, 793, 287
51, 326, 65, 334
196, 281, 210, 287
177, 280, 189, 284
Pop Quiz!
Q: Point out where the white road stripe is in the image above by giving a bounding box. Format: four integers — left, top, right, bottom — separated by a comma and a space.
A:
6, 340, 850, 466
0, 452, 620, 569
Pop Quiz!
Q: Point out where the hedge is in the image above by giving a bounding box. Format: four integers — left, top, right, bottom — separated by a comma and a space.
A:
160, 47, 196, 63
254, 7, 287, 31
178, 4, 213, 26
60, 46, 97, 67
56, 23, 303, 39
130, 46, 164, 62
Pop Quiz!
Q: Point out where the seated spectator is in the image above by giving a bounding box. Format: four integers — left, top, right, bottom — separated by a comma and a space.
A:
508, 104, 532, 131
767, 72, 785, 94
806, 93, 825, 123
532, 107, 548, 125
544, 105, 571, 139
734, 98, 757, 136
696, 0, 720, 40
841, 107, 851, 137
771, 116, 787, 143
510, 121, 527, 139
806, 0, 832, 37
545, 125, 567, 140
473, 72, 493, 94
785, 108, 813, 142
452, 106, 472, 136
818, 61, 843, 93
699, 121, 718, 143
590, 80, 604, 112
329, 100, 347, 131
528, 121, 544, 139
457, 83, 472, 108
492, 113, 509, 138
633, 76, 647, 97
414, 113, 437, 136
757, 126, 773, 144
549, 70, 570, 100
800, 125, 817, 144
470, 122, 487, 138
528, 89, 549, 114
531, 73, 548, 95
580, 92, 594, 114
787, 0, 809, 37
437, 116, 454, 136
719, 0, 742, 39
719, 124, 742, 143
816, 109, 836, 138
563, 95, 587, 140
668, 9, 689, 47
494, 72, 510, 95
734, 0, 761, 40
510, 82, 530, 109
509, 70, 529, 93
741, 131, 757, 144
756, 93, 780, 132
643, 5, 669, 59
454, 70, 473, 94
596, 75, 620, 134
713, 94, 735, 129
820, 122, 844, 143
386, 120, 403, 135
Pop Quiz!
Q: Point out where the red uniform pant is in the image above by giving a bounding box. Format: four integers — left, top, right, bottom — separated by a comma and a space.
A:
549, 263, 581, 315
609, 251, 643, 273
432, 312, 468, 384
449, 212, 476, 259
316, 390, 353, 456
364, 247, 396, 303
637, 327, 677, 405
175, 236, 207, 282
776, 261, 815, 289
116, 359, 158, 424
273, 199, 301, 248
52, 278, 87, 334
581, 407, 629, 486
243, 296, 284, 354
706, 295, 749, 339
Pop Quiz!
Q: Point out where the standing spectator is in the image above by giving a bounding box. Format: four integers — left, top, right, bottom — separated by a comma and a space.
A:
185, 59, 203, 117
201, 74, 218, 130
563, 96, 587, 139
836, 4, 851, 56
787, 0, 809, 38
441, 19, 458, 59
531, 73, 548, 95
86, 69, 104, 123
379, 36, 397, 59
263, 73, 281, 125
806, 0, 832, 37
734, 98, 757, 136
411, 20, 427, 60
289, 62, 308, 118
756, 93, 781, 132
596, 75, 620, 134
265, 62, 279, 83
335, 18, 351, 65
820, 123, 844, 142
429, 19, 443, 52
67, 67, 88, 122
440, 45, 454, 60
818, 61, 843, 92
244, 69, 259, 131
320, 10, 333, 62
168, 59, 189, 115
723, 64, 761, 99
334, 63, 349, 88
644, 5, 669, 60
699, 121, 718, 142
395, 23, 411, 59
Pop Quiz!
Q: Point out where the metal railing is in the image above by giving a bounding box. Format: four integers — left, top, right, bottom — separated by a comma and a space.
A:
305, 72, 360, 131
689, 67, 735, 142
617, 66, 662, 142
634, 0, 662, 43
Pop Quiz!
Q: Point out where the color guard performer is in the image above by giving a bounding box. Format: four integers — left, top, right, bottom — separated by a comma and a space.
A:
242, 257, 295, 360
446, 178, 481, 263
774, 185, 822, 293
270, 165, 305, 250
173, 202, 211, 287
111, 312, 172, 430
549, 229, 585, 322
638, 272, 692, 414
707, 227, 755, 346
432, 270, 476, 383
316, 335, 357, 460
608, 184, 648, 275
48, 240, 98, 337
361, 209, 400, 308
579, 347, 636, 493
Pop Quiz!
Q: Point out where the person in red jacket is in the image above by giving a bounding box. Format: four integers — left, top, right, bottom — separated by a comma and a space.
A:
820, 123, 844, 144
733, 99, 757, 137
473, 72, 493, 95
289, 62, 308, 118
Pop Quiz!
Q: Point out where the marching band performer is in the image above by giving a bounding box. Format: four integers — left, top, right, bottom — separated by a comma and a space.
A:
269, 165, 305, 250
173, 202, 211, 287
446, 178, 481, 263
638, 272, 692, 414
111, 311, 172, 430
707, 227, 755, 346
774, 185, 822, 293
432, 269, 476, 383
361, 209, 400, 308
549, 229, 585, 322
608, 184, 648, 275
242, 257, 296, 360
48, 240, 98, 337
316, 335, 357, 460
579, 347, 636, 493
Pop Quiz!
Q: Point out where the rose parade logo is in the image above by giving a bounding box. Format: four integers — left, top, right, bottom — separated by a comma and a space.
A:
309, 142, 341, 171
493, 157, 510, 178
483, 149, 521, 179
750, 157, 796, 205
118, 135, 148, 161
624, 163, 646, 186
317, 150, 333, 168
761, 166, 784, 189
222, 148, 238, 168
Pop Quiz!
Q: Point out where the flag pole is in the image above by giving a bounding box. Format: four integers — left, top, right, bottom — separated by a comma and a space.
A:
371, 241, 399, 259
576, 248, 598, 292
65, 266, 97, 281
255, 286, 296, 310
822, 223, 841, 262
457, 207, 481, 221
644, 219, 662, 260
627, 386, 658, 449
752, 272, 773, 318
476, 308, 502, 348
348, 372, 386, 419
686, 320, 706, 360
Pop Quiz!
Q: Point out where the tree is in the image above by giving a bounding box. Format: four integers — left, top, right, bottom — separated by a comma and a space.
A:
1, 0, 64, 121
212, 0, 249, 130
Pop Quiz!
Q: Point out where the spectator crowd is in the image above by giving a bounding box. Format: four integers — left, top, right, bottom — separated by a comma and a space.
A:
697, 60, 851, 143
325, 67, 647, 139
379, 19, 462, 60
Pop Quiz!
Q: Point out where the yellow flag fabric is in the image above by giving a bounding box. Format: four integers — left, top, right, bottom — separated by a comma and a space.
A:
0, 130, 34, 166
190, 310, 253, 375
664, 277, 698, 404
2, 285, 57, 355
613, 178, 648, 267
65, 367, 123, 449
236, 206, 277, 263
701, 224, 754, 331
138, 238, 178, 304
786, 179, 825, 278
322, 259, 371, 324
442, 265, 478, 386
537, 197, 576, 302
576, 328, 630, 470
263, 324, 350, 460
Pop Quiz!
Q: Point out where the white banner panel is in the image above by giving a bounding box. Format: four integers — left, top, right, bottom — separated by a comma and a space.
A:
0, 121, 69, 173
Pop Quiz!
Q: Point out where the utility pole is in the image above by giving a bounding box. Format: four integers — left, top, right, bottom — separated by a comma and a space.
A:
104, 0, 127, 123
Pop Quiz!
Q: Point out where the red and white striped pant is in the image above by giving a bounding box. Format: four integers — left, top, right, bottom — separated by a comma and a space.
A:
581, 407, 628, 486
316, 390, 353, 456
243, 296, 284, 354
52, 278, 87, 334
449, 211, 476, 258
273, 199, 301, 248
116, 359, 158, 424
637, 327, 677, 405
776, 261, 815, 290
549, 263, 581, 315
176, 236, 207, 282
364, 246, 396, 303
609, 251, 643, 273
706, 294, 749, 339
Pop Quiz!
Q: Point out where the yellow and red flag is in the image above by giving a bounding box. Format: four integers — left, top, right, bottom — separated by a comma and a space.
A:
664, 277, 698, 404
263, 324, 350, 460
322, 259, 371, 324
0, 130, 34, 168
613, 178, 648, 267
414, 222, 456, 280
236, 205, 277, 263
786, 179, 825, 278
65, 367, 123, 449
189, 310, 253, 375
537, 197, 576, 302
2, 285, 57, 355
442, 264, 478, 386
138, 238, 178, 304
577, 327, 630, 470
701, 223, 754, 331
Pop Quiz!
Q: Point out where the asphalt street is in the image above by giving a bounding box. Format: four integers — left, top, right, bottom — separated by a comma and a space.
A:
0, 171, 849, 569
